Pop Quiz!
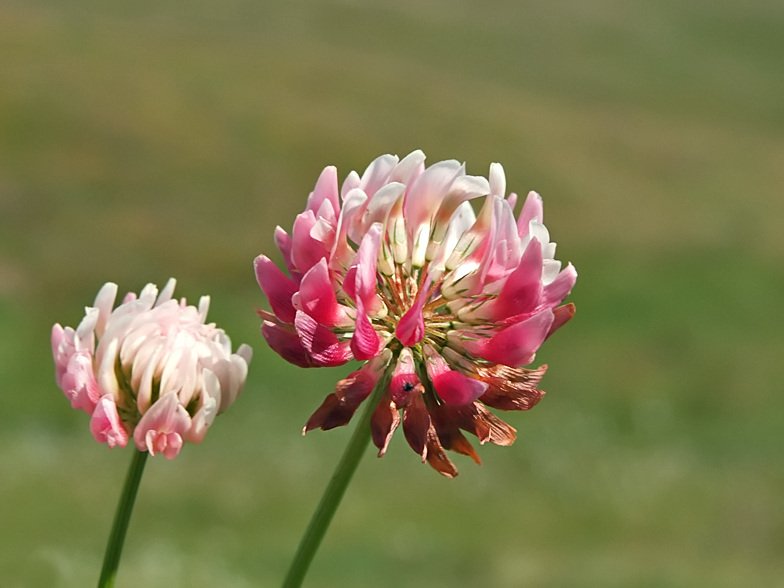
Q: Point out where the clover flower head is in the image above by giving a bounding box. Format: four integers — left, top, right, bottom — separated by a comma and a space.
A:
255, 151, 576, 476
52, 279, 252, 459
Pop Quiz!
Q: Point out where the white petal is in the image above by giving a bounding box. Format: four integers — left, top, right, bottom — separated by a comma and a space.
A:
198, 296, 210, 322
489, 162, 506, 197
96, 338, 121, 402
93, 282, 118, 339
136, 343, 164, 415
155, 278, 177, 307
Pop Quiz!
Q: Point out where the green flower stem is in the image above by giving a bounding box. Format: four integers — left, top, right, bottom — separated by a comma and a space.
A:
282, 381, 385, 588
98, 447, 148, 588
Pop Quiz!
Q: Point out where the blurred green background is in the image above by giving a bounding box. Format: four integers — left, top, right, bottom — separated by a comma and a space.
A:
1, 0, 783, 586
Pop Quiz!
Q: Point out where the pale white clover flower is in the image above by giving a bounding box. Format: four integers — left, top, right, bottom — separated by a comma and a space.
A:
52, 279, 252, 458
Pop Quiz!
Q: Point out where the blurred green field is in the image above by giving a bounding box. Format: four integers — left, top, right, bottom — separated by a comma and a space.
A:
1, 0, 783, 586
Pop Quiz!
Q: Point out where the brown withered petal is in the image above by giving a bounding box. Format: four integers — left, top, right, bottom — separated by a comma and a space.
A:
425, 426, 459, 478
303, 393, 361, 433
430, 405, 481, 465
371, 394, 401, 457
442, 403, 492, 444
402, 390, 430, 461
472, 363, 548, 390
475, 403, 517, 446
480, 387, 546, 412
545, 303, 575, 341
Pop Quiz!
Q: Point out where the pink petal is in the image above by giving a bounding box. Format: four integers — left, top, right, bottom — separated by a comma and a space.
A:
463, 309, 554, 367
306, 165, 340, 220
487, 238, 544, 320
297, 259, 347, 327
254, 255, 298, 323
389, 348, 420, 406
291, 210, 331, 274
422, 344, 488, 405
350, 299, 384, 361
61, 351, 100, 414
261, 320, 313, 368
51, 324, 73, 387
330, 188, 367, 270
395, 276, 430, 347
517, 191, 543, 238
395, 302, 425, 347
294, 311, 353, 367
343, 223, 383, 314
432, 371, 488, 406
542, 263, 577, 308
90, 396, 129, 449
133, 392, 191, 457
274, 226, 302, 283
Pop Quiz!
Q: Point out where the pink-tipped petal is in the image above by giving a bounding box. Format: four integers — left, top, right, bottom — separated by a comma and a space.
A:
254, 255, 298, 323
517, 191, 543, 238
464, 309, 554, 367
90, 396, 129, 448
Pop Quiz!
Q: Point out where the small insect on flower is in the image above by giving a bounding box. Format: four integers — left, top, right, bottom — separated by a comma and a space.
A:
52, 279, 252, 459
255, 151, 576, 477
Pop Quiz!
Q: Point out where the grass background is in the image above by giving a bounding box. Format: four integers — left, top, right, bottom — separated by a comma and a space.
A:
1, 0, 783, 586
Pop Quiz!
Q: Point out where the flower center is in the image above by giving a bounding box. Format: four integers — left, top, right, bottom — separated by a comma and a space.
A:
370, 263, 455, 349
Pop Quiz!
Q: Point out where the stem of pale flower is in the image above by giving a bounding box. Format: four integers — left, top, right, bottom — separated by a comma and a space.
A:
97, 447, 148, 588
